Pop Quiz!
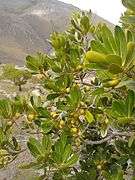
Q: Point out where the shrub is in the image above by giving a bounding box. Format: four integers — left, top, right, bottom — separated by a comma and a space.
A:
0, 0, 135, 179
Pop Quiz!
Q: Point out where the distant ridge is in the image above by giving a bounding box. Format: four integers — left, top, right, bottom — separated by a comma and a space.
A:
0, 0, 113, 65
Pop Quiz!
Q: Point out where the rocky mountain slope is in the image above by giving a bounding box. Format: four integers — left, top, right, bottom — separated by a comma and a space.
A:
0, 0, 112, 65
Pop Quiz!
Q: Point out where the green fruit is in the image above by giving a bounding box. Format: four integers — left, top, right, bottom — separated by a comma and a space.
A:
75, 138, 81, 147
27, 113, 35, 121
59, 121, 65, 129
80, 101, 85, 106
84, 86, 91, 91
0, 149, 8, 156
66, 88, 70, 93
76, 65, 83, 71
59, 120, 65, 126
51, 112, 58, 118
79, 109, 85, 115
15, 112, 21, 119
97, 165, 102, 170
36, 74, 44, 80
71, 127, 78, 134
105, 118, 109, 124
7, 121, 12, 126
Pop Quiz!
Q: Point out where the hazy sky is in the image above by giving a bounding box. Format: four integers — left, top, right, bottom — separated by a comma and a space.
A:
60, 0, 125, 24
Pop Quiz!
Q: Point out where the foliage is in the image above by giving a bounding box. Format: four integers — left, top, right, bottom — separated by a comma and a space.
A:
0, 1, 135, 179
0, 64, 31, 91
121, 0, 135, 35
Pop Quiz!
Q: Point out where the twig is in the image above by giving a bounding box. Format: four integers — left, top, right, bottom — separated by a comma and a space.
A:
26, 131, 43, 135
81, 82, 93, 87
86, 134, 114, 145
86, 131, 135, 145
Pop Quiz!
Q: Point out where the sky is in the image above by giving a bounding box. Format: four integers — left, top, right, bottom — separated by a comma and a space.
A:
60, 0, 126, 24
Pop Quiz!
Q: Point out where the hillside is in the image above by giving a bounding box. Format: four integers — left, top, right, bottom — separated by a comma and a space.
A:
0, 0, 113, 65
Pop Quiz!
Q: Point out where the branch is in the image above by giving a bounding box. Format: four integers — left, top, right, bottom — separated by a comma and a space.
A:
82, 82, 92, 87
86, 134, 114, 145
86, 131, 135, 145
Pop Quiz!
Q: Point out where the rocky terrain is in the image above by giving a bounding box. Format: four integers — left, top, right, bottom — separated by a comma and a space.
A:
0, 0, 112, 65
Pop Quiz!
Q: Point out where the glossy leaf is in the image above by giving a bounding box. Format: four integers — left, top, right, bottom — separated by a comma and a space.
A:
27, 138, 43, 158
115, 26, 127, 64
68, 85, 82, 110
85, 111, 94, 124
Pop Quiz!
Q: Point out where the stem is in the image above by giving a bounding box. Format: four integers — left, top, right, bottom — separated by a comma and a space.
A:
86, 131, 135, 145
18, 85, 22, 91
26, 131, 43, 135
86, 134, 114, 145
81, 82, 92, 87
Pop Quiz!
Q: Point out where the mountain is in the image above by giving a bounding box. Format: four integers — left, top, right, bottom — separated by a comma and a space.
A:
0, 0, 113, 65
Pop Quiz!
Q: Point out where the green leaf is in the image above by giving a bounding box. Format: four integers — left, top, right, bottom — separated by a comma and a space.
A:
19, 161, 41, 169
69, 85, 82, 109
0, 99, 12, 119
36, 107, 51, 118
85, 51, 107, 64
117, 117, 134, 124
105, 55, 122, 66
128, 135, 135, 147
74, 171, 96, 180
99, 25, 114, 54
85, 111, 94, 124
112, 90, 135, 119
1, 64, 31, 85
116, 80, 135, 91
122, 14, 135, 25
105, 169, 124, 180
26, 53, 48, 72
0, 128, 6, 145
97, 70, 113, 82
27, 142, 40, 158
108, 64, 123, 74
53, 133, 67, 163
50, 32, 66, 49
65, 154, 78, 167
27, 138, 43, 158
112, 100, 126, 116
47, 59, 62, 73
126, 30, 134, 42
41, 120, 54, 134
122, 0, 135, 11
55, 74, 70, 91
101, 24, 118, 54
115, 26, 127, 64
85, 51, 123, 72
52, 133, 78, 168
26, 55, 39, 71
42, 135, 52, 152
62, 144, 72, 162
85, 51, 109, 70
112, 169, 124, 180
91, 40, 108, 54
47, 93, 60, 100
92, 87, 105, 95
125, 41, 135, 67
125, 90, 135, 117
43, 79, 60, 92
80, 15, 90, 34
